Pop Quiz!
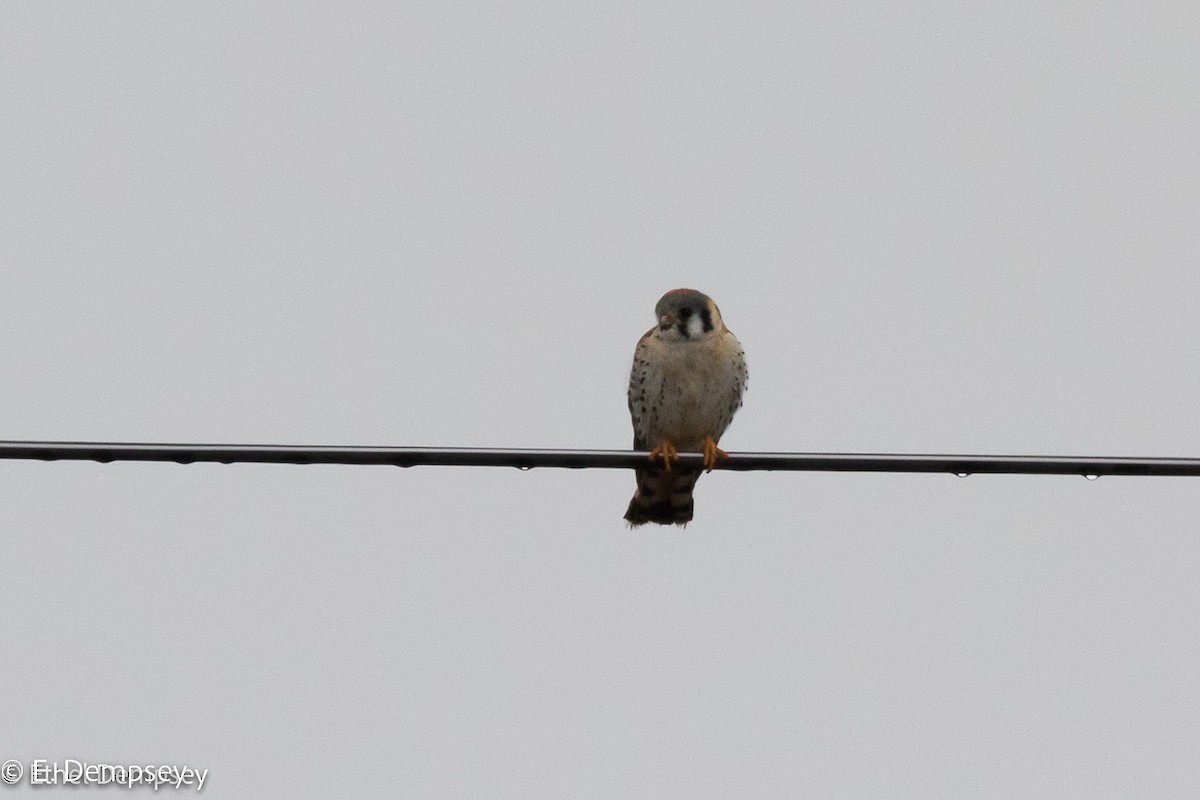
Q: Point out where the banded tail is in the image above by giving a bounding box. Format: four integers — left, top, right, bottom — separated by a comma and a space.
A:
624, 464, 702, 527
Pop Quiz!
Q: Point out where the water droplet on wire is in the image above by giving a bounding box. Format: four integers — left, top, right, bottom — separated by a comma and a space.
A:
1084, 474, 1099, 481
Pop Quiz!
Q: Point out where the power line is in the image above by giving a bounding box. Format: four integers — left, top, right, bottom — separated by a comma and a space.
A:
2, 440, 1199, 476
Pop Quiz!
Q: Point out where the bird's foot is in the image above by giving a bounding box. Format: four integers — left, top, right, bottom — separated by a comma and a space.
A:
702, 438, 729, 472
648, 440, 679, 471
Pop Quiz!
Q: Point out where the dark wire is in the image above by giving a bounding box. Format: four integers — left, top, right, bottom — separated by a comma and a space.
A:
2, 441, 1199, 476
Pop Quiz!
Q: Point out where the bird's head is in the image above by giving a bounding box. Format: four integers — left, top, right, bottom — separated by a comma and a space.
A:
654, 288, 725, 340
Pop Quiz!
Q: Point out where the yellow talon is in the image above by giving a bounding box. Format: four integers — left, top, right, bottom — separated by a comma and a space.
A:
648, 440, 679, 471
702, 438, 729, 472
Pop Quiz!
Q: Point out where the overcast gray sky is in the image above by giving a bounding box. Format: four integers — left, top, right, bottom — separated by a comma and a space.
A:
3, 2, 1200, 797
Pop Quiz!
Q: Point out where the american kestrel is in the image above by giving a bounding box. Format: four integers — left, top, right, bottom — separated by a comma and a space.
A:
625, 288, 747, 526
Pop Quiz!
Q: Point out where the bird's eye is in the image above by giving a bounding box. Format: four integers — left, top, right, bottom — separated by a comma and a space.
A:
680, 307, 692, 318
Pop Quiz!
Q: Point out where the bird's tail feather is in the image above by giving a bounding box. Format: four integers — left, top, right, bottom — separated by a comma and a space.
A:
624, 466, 700, 527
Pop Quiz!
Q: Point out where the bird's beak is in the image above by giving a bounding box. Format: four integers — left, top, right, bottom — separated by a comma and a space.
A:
658, 313, 676, 330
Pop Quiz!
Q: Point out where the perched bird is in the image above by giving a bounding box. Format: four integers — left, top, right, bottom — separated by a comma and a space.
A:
625, 288, 747, 526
